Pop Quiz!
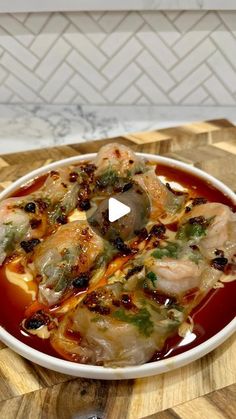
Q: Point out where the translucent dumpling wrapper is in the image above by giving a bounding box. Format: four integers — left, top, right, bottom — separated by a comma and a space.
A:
33, 221, 104, 306
51, 282, 186, 367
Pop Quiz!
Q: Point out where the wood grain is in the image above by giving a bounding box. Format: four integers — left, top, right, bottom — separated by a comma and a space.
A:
151, 383, 236, 419
0, 119, 235, 419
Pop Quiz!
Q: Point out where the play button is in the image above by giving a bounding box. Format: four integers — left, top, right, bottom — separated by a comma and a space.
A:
108, 197, 130, 222
88, 181, 150, 242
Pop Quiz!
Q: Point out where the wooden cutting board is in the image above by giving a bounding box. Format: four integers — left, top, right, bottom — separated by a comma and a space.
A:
0, 119, 235, 419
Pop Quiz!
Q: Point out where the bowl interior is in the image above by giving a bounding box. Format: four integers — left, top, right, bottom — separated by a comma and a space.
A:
0, 153, 235, 380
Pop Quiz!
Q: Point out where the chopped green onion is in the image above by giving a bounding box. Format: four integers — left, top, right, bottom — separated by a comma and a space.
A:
151, 242, 180, 259
112, 307, 154, 337
146, 271, 157, 285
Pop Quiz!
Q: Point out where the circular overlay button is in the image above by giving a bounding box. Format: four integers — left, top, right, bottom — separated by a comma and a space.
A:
87, 182, 150, 241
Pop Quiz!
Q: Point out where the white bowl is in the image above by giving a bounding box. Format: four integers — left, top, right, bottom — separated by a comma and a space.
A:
0, 153, 235, 380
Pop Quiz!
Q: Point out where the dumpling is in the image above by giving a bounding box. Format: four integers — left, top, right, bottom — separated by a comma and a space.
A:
33, 221, 104, 305
51, 282, 186, 367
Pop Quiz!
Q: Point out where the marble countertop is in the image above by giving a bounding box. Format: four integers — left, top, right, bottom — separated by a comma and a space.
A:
2, 0, 236, 13
0, 104, 236, 155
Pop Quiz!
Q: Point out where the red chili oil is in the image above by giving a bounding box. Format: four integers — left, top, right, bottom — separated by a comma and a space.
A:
156, 163, 236, 210
13, 174, 48, 197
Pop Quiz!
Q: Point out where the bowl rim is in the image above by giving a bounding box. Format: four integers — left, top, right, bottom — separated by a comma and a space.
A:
0, 152, 235, 380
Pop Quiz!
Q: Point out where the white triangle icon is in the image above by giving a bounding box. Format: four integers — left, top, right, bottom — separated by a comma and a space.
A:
108, 197, 131, 222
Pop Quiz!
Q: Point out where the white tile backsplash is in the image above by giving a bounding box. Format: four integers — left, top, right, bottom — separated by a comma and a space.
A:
2, 1, 236, 14
0, 11, 236, 105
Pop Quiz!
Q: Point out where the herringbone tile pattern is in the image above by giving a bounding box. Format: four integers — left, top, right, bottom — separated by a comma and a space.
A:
0, 11, 236, 105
